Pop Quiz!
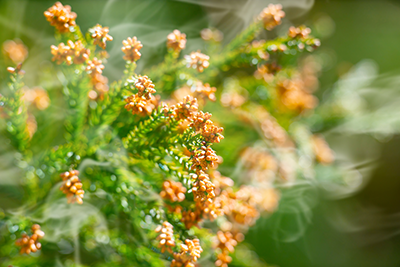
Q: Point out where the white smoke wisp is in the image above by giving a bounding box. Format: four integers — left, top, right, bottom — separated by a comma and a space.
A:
98, 0, 315, 77
269, 180, 319, 243
322, 60, 400, 197
326, 200, 400, 247
328, 60, 400, 138
312, 61, 400, 245
175, 0, 315, 30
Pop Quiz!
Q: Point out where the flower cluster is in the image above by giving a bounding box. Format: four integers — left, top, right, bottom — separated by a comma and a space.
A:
213, 231, 240, 267
160, 180, 186, 202
241, 147, 277, 171
171, 239, 203, 267
167, 98, 223, 144
191, 170, 216, 203
69, 40, 91, 64
124, 93, 158, 116
201, 119, 224, 143
179, 109, 222, 204
85, 57, 104, 74
167, 30, 187, 52
44, 2, 77, 33
51, 40, 90, 65
2, 39, 28, 63
86, 57, 109, 99
210, 170, 234, 195
254, 62, 281, 82
89, 24, 113, 49
255, 107, 289, 146
171, 82, 216, 107
201, 28, 224, 42
121, 37, 143, 62
191, 144, 219, 172
191, 111, 212, 131
124, 74, 158, 115
240, 146, 278, 183
60, 170, 84, 204
170, 95, 199, 120
194, 82, 217, 102
155, 221, 175, 253
277, 79, 318, 112
135, 75, 156, 100
201, 197, 223, 221
89, 72, 109, 100
185, 51, 210, 72
15, 224, 45, 255
235, 186, 279, 213
50, 42, 72, 64
288, 25, 312, 39
258, 4, 285, 30
181, 209, 202, 229
219, 189, 260, 227
220, 91, 246, 108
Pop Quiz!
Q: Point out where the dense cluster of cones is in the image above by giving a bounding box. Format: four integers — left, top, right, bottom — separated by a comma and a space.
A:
60, 170, 84, 204
15, 224, 45, 255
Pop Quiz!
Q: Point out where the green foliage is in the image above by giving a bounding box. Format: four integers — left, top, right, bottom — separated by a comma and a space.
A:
2, 72, 30, 153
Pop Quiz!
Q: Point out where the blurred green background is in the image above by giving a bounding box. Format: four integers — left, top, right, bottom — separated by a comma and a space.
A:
249, 1, 400, 267
1, 0, 400, 266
